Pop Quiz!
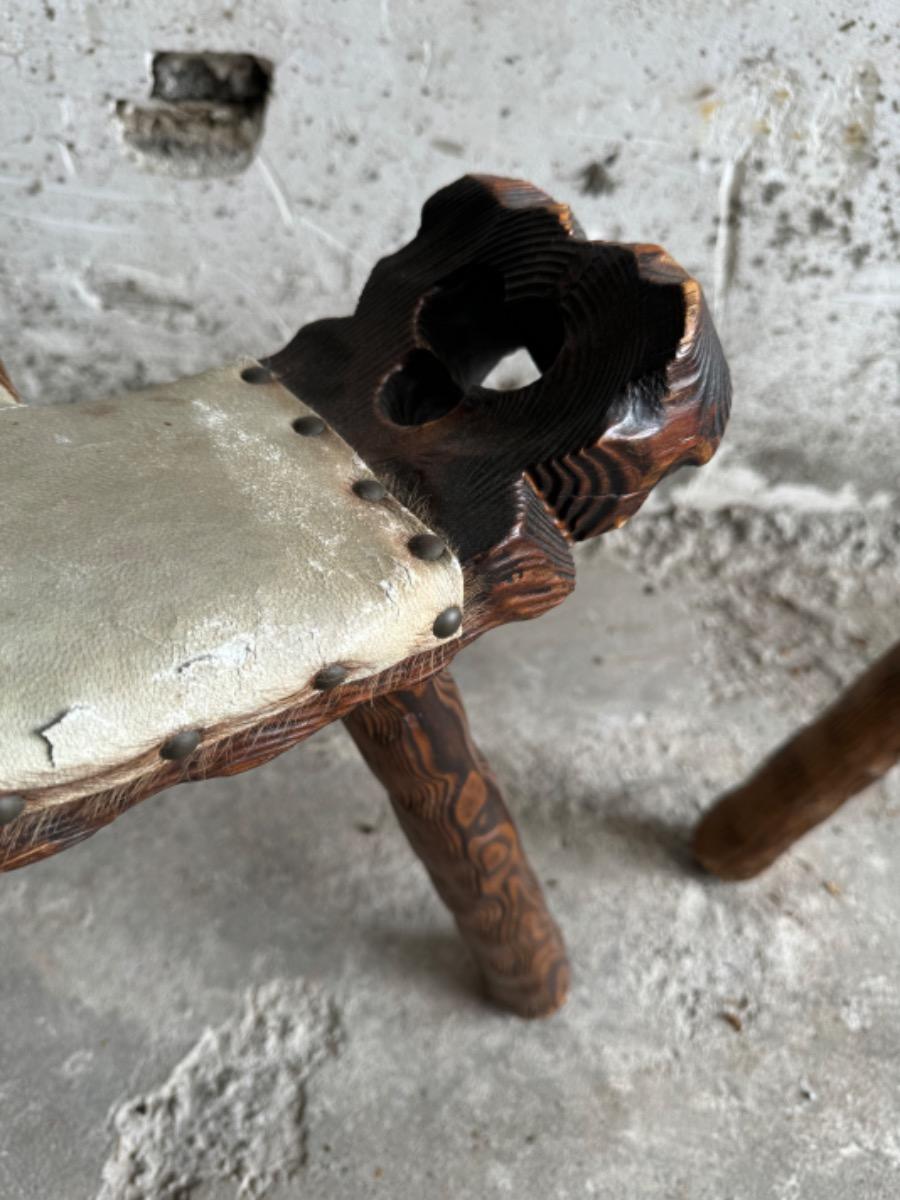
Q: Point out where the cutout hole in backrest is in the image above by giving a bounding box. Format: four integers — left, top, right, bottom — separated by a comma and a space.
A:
378, 263, 566, 426
417, 263, 564, 390
379, 349, 463, 427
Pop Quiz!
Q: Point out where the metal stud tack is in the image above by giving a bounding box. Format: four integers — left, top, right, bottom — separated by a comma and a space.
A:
240, 365, 274, 385
160, 729, 202, 761
0, 794, 26, 826
292, 415, 326, 437
432, 606, 462, 639
408, 533, 448, 561
353, 479, 387, 502
314, 664, 349, 690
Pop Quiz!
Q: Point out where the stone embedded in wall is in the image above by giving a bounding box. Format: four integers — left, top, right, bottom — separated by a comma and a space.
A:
115, 52, 272, 179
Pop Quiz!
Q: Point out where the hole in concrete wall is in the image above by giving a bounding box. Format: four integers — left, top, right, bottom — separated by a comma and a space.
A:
116, 52, 272, 179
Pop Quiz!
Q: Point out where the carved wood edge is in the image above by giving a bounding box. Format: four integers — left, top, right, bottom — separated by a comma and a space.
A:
267, 174, 730, 559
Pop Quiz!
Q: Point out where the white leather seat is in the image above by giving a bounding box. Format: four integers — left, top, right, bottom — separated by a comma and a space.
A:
0, 362, 463, 796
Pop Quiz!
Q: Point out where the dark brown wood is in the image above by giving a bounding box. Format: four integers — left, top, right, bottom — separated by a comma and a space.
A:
694, 640, 900, 880
344, 669, 569, 1018
268, 175, 730, 601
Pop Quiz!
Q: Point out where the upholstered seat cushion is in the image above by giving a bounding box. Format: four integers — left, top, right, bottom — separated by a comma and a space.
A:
0, 362, 463, 793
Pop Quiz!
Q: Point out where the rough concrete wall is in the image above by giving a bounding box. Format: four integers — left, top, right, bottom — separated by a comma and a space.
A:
1, 1, 896, 505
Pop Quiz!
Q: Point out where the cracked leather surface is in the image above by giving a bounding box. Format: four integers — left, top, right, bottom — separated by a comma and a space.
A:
0, 361, 463, 790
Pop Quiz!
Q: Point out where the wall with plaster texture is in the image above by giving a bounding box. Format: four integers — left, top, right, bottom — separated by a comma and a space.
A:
1, 0, 897, 506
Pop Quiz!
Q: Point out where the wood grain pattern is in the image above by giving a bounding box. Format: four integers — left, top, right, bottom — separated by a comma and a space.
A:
528, 246, 728, 541
344, 669, 569, 1018
693, 639, 900, 880
268, 174, 730, 563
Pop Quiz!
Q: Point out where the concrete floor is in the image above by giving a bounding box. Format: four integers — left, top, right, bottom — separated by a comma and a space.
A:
2, 502, 898, 1200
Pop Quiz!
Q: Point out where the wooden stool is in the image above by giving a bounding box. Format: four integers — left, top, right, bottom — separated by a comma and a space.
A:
0, 175, 731, 1017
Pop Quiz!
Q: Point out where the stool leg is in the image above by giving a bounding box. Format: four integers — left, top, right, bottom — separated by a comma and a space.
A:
693, 639, 900, 880
344, 669, 569, 1018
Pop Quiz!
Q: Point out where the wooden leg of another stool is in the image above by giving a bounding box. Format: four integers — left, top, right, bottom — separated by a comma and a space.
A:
344, 669, 569, 1018
693, 639, 900, 880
